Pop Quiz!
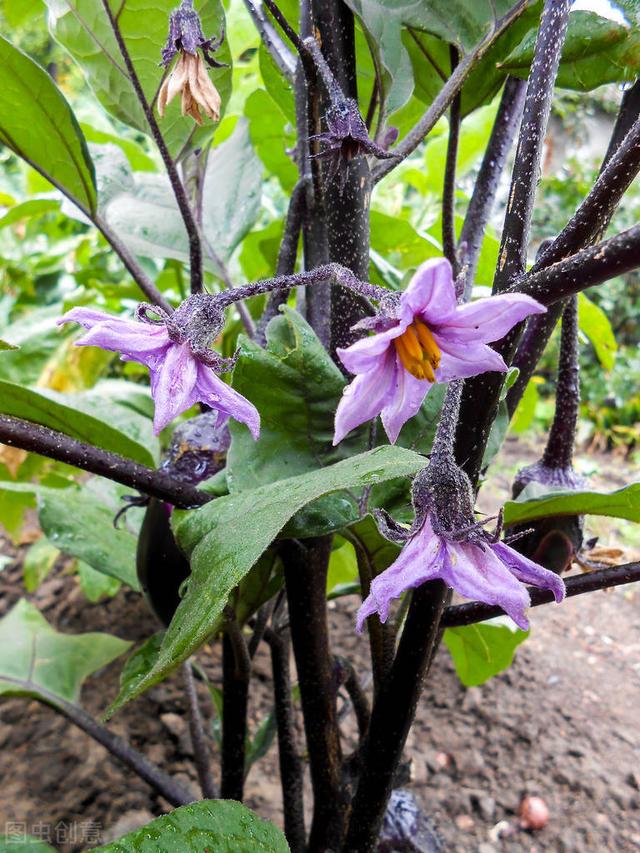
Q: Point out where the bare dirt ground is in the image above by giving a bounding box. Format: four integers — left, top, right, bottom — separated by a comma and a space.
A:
0, 439, 638, 852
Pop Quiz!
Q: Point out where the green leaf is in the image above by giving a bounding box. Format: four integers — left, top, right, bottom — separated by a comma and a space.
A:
0, 598, 130, 705
78, 560, 122, 603
81, 123, 158, 172
45, 0, 232, 159
578, 292, 617, 371
504, 482, 640, 527
245, 89, 298, 192
37, 486, 140, 589
0, 199, 61, 230
0, 339, 18, 351
444, 620, 529, 686
109, 445, 425, 714
101, 121, 261, 268
0, 837, 56, 853
511, 377, 540, 434
91, 800, 289, 852
501, 7, 640, 90
23, 538, 60, 592
0, 36, 96, 214
0, 379, 157, 467
3, 0, 43, 27
245, 711, 278, 774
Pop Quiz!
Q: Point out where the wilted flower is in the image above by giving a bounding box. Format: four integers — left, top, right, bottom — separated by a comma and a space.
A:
311, 98, 396, 176
158, 0, 226, 124
333, 258, 546, 444
58, 304, 259, 438
357, 459, 565, 632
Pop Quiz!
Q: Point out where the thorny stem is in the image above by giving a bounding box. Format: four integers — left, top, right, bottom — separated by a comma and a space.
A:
0, 414, 210, 509
23, 684, 193, 807
100, 0, 203, 294
507, 85, 640, 413
283, 537, 345, 852
93, 213, 172, 313
242, 0, 296, 80
459, 77, 527, 300
493, 0, 572, 292
182, 661, 217, 799
221, 621, 251, 801
344, 581, 449, 851
264, 628, 306, 853
542, 297, 579, 470
442, 47, 461, 276
373, 0, 532, 183
443, 561, 640, 628
455, 0, 571, 486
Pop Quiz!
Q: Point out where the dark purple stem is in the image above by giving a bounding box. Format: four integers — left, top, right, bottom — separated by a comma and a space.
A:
221, 622, 251, 801
264, 627, 306, 853
442, 561, 640, 627
542, 296, 579, 470
183, 662, 217, 799
459, 77, 527, 300
100, 0, 203, 294
242, 0, 296, 80
0, 414, 210, 508
442, 46, 461, 276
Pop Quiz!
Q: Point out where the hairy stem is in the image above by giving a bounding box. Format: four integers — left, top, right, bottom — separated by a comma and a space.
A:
242, 0, 296, 80
542, 297, 579, 470
200, 233, 256, 336
0, 415, 210, 508
442, 47, 461, 276
264, 627, 306, 853
442, 561, 640, 627
373, 0, 532, 183
283, 537, 345, 852
459, 77, 526, 299
100, 0, 203, 293
221, 622, 251, 801
344, 581, 448, 850
183, 662, 217, 799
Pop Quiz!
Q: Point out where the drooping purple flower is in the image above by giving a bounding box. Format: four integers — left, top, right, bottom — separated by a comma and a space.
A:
356, 512, 566, 633
311, 98, 396, 176
333, 258, 547, 445
58, 305, 259, 438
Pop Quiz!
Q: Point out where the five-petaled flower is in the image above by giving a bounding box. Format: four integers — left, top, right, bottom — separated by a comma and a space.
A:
356, 512, 566, 633
58, 306, 259, 438
158, 0, 226, 124
333, 258, 546, 445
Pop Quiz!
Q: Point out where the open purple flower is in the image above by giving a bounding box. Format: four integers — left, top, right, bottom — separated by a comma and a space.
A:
357, 512, 566, 633
333, 258, 546, 444
58, 305, 260, 438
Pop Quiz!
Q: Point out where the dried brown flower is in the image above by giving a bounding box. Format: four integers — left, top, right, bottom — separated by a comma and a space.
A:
158, 51, 221, 125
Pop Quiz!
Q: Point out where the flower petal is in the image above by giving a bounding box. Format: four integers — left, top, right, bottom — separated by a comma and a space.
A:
435, 339, 507, 382
380, 359, 430, 444
150, 342, 199, 434
401, 258, 457, 325
446, 540, 532, 630
356, 518, 444, 632
337, 323, 405, 375
491, 542, 566, 603
437, 293, 546, 344
195, 364, 260, 440
333, 349, 397, 444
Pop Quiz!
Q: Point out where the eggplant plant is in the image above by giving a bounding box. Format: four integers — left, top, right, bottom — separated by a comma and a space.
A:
0, 0, 639, 850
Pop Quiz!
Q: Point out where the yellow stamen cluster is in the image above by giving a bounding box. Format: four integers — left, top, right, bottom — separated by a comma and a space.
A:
393, 319, 441, 381
158, 52, 221, 125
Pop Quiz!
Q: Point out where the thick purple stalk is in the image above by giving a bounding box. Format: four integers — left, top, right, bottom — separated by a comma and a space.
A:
221, 624, 251, 801
542, 297, 579, 470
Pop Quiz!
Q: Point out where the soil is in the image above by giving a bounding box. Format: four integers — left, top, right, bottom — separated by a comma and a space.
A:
0, 439, 638, 853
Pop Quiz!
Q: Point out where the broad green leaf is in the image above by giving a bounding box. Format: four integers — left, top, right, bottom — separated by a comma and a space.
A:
578, 292, 617, 371
501, 7, 640, 90
511, 377, 540, 434
37, 486, 140, 589
109, 445, 425, 713
0, 36, 96, 215
370, 211, 441, 271
0, 380, 157, 467
101, 121, 261, 268
0, 339, 18, 351
0, 598, 130, 706
45, 0, 231, 158
91, 800, 289, 853
245, 89, 298, 192
503, 482, 640, 527
0, 199, 61, 230
0, 837, 56, 853
444, 620, 529, 686
23, 538, 60, 592
81, 123, 158, 172
3, 0, 43, 27
78, 560, 122, 603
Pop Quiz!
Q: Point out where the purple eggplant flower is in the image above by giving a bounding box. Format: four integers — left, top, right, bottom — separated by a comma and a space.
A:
356, 512, 566, 633
333, 258, 546, 444
58, 306, 260, 438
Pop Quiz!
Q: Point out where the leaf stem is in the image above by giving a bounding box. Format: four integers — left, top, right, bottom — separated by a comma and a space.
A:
0, 414, 210, 508
100, 0, 204, 293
